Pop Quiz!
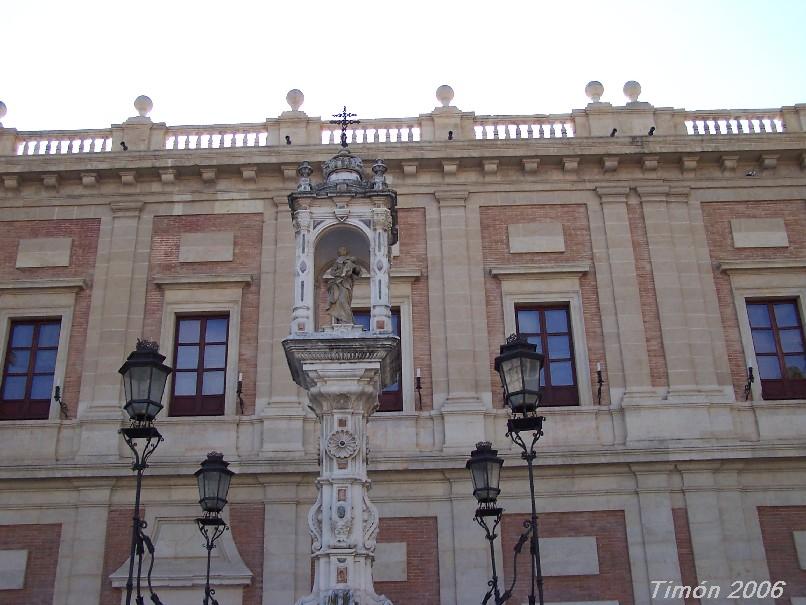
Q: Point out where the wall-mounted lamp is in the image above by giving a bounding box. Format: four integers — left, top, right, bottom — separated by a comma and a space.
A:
415, 367, 423, 410
596, 362, 605, 405
744, 366, 754, 401
237, 372, 244, 414
54, 385, 68, 419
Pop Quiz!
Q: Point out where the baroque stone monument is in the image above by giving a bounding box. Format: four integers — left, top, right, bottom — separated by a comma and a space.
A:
283, 132, 400, 605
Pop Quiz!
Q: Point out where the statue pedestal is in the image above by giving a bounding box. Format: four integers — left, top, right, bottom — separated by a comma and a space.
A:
284, 333, 400, 605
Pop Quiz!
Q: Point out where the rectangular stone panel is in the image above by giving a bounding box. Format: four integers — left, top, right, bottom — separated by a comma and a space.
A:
541, 536, 600, 576
508, 222, 565, 253
374, 542, 407, 582
179, 231, 234, 263
794, 530, 806, 569
0, 549, 28, 589
16, 237, 71, 267
731, 218, 789, 248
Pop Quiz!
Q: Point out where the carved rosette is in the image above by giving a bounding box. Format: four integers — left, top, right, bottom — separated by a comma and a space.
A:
326, 430, 359, 459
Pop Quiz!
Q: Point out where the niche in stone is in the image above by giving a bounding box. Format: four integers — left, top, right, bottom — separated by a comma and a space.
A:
314, 224, 370, 329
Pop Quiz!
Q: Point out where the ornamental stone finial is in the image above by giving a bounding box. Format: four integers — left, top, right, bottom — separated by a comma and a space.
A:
436, 84, 454, 107
585, 81, 604, 103
287, 89, 305, 112
0, 100, 6, 125
134, 95, 153, 118
623, 81, 642, 103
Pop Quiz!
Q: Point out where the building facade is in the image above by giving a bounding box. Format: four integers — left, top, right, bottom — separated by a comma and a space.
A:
0, 84, 805, 605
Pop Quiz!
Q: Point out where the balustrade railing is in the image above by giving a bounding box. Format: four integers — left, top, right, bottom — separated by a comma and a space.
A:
164, 124, 269, 150
321, 118, 422, 145
473, 115, 575, 139
683, 110, 785, 135
16, 130, 113, 155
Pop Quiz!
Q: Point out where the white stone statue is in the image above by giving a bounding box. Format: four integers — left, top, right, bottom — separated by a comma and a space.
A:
324, 247, 362, 324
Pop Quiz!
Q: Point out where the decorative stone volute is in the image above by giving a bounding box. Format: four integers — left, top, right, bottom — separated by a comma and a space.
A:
623, 80, 642, 103
585, 81, 604, 103
436, 84, 455, 107
287, 89, 305, 112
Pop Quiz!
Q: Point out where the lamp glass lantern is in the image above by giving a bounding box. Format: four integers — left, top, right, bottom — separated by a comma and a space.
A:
195, 452, 235, 516
466, 441, 504, 507
494, 334, 544, 415
118, 340, 172, 424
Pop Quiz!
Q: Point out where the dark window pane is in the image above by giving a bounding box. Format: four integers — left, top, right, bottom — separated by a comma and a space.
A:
178, 320, 200, 343
391, 313, 400, 335
174, 372, 197, 396
548, 335, 571, 359
774, 303, 799, 328
30, 375, 54, 399
176, 345, 199, 369
751, 329, 777, 354
202, 371, 225, 395
2, 376, 26, 400
353, 313, 371, 331
780, 329, 805, 353
545, 309, 569, 333
10, 324, 33, 347
747, 304, 771, 328
383, 380, 400, 393
204, 345, 226, 369
7, 350, 30, 374
526, 336, 542, 354
549, 361, 574, 386
757, 356, 782, 379
784, 355, 806, 379
38, 323, 61, 347
205, 318, 228, 343
34, 349, 57, 373
517, 310, 540, 334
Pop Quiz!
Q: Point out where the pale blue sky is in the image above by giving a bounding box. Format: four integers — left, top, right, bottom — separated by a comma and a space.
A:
2, 0, 804, 130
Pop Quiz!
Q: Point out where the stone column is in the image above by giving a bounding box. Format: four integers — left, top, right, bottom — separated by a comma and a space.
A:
595, 187, 654, 401
369, 204, 393, 333
284, 335, 400, 605
63, 485, 112, 604
291, 208, 315, 335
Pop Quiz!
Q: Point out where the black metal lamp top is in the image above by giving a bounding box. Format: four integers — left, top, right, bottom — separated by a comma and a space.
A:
118, 339, 172, 425
494, 334, 545, 416
466, 441, 504, 514
195, 452, 235, 517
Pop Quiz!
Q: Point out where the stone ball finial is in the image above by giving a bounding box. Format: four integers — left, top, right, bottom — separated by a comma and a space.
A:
0, 100, 6, 123
585, 81, 604, 103
436, 84, 454, 107
134, 95, 153, 117
623, 81, 642, 103
286, 89, 304, 112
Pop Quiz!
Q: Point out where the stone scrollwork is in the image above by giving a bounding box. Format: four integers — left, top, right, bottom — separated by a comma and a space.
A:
326, 430, 358, 459
308, 486, 323, 552
362, 491, 379, 550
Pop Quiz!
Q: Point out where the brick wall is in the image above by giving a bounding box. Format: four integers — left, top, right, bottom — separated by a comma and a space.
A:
701, 201, 806, 398
230, 503, 265, 605
672, 508, 701, 605
100, 508, 135, 605
0, 523, 62, 605
143, 214, 263, 414
0, 218, 101, 417
757, 505, 806, 605
374, 516, 440, 605
627, 202, 668, 387
501, 510, 634, 605
480, 205, 607, 406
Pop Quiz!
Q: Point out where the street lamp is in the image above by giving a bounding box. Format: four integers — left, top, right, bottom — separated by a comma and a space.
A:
118, 339, 172, 605
470, 334, 546, 605
195, 452, 235, 605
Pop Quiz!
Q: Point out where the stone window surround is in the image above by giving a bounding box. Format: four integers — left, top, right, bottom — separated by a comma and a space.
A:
0, 278, 84, 421
490, 263, 594, 407
154, 274, 252, 417
352, 268, 420, 414
719, 259, 806, 402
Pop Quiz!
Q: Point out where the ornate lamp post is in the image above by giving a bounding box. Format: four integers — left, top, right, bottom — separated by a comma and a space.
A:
469, 334, 546, 605
118, 339, 172, 605
195, 452, 235, 605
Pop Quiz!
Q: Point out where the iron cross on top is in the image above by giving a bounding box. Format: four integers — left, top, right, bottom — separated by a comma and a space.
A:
330, 106, 360, 148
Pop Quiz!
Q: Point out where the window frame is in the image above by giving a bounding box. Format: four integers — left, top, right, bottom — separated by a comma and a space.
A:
353, 308, 403, 412
515, 304, 580, 407
0, 318, 63, 420
745, 298, 806, 400
170, 314, 230, 417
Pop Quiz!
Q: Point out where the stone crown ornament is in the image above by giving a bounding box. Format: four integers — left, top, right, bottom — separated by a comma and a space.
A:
322, 149, 365, 183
